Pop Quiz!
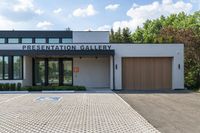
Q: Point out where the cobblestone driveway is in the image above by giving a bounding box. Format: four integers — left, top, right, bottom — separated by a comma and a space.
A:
0, 93, 159, 133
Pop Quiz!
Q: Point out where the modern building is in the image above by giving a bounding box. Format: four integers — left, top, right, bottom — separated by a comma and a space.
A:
0, 30, 184, 90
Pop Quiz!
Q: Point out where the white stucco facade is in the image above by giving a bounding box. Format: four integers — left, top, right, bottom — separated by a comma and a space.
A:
0, 43, 184, 90
0, 31, 184, 90
111, 44, 184, 90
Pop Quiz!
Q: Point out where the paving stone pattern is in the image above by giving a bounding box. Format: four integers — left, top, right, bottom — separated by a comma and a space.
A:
0, 93, 159, 133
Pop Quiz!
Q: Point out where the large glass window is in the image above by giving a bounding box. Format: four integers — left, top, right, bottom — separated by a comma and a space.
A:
13, 56, 23, 79
33, 58, 73, 86
0, 57, 3, 79
63, 60, 72, 85
8, 38, 19, 43
22, 38, 32, 44
3, 56, 9, 79
48, 60, 59, 85
49, 38, 59, 44
62, 38, 72, 43
35, 38, 46, 44
35, 59, 45, 85
0, 38, 5, 44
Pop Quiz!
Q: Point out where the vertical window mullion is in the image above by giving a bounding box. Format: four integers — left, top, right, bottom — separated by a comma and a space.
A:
9, 56, 13, 80
3, 56, 4, 79
45, 58, 48, 86
0, 56, 2, 79
3, 56, 9, 80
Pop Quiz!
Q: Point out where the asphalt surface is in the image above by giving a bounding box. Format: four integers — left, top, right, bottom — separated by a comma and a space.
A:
117, 90, 200, 133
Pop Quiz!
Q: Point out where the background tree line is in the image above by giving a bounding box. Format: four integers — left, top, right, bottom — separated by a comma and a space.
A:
110, 11, 200, 90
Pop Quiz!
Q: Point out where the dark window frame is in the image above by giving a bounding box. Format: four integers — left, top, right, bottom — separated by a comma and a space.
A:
3, 56, 9, 80
62, 38, 73, 44
0, 56, 3, 79
48, 38, 60, 44
0, 56, 23, 80
8, 38, 19, 44
32, 58, 73, 86
35, 38, 47, 44
13, 56, 23, 80
0, 38, 5, 44
21, 38, 33, 44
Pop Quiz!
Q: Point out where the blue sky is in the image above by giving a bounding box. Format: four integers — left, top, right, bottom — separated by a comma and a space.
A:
0, 0, 199, 31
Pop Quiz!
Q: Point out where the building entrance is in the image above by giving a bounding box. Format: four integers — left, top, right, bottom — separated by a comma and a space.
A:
33, 58, 73, 86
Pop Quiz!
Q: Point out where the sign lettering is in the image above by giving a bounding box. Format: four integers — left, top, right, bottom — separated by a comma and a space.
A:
22, 44, 112, 51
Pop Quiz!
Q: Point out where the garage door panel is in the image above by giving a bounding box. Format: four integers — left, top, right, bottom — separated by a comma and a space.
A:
122, 57, 172, 90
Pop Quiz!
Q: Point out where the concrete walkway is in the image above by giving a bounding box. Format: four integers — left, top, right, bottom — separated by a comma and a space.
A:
0, 92, 159, 133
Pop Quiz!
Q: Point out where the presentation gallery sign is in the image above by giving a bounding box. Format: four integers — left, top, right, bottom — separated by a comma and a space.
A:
22, 44, 112, 51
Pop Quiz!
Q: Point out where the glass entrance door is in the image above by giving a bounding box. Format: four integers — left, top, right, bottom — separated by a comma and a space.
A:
63, 60, 72, 85
33, 58, 73, 86
34, 59, 45, 85
48, 59, 59, 86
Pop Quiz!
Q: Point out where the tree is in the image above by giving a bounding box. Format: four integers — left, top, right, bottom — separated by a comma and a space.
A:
132, 27, 144, 43
115, 27, 122, 42
109, 28, 115, 43
122, 27, 132, 43
159, 27, 200, 89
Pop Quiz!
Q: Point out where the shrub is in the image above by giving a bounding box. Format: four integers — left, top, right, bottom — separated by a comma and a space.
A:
4, 83, 10, 91
0, 84, 86, 91
9, 84, 16, 91
0, 84, 3, 91
20, 85, 86, 91
16, 83, 22, 91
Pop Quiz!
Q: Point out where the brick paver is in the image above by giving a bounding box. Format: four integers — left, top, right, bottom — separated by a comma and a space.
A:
0, 93, 159, 133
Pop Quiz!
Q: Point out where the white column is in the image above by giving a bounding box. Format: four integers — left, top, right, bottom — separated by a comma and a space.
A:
23, 56, 32, 86
110, 56, 113, 90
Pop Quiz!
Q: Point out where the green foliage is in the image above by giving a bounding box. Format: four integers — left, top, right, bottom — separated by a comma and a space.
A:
16, 82, 22, 91
0, 83, 86, 91
9, 84, 16, 91
0, 83, 18, 91
110, 27, 132, 43
21, 86, 86, 91
122, 27, 132, 43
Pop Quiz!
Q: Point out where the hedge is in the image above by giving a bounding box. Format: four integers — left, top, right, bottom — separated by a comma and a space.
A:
0, 83, 86, 91
22, 86, 86, 91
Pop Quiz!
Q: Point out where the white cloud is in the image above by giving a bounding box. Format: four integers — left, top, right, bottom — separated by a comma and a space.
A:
53, 8, 62, 14
35, 9, 44, 15
0, 0, 45, 29
97, 25, 111, 31
13, 0, 44, 15
73, 4, 97, 17
0, 16, 15, 29
84, 28, 94, 31
13, 0, 34, 12
36, 21, 53, 29
112, 0, 193, 31
105, 4, 120, 11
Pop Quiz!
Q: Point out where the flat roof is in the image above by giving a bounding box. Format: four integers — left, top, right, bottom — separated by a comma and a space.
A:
0, 30, 72, 38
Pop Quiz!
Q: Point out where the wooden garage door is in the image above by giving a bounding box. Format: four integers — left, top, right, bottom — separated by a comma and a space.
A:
122, 57, 172, 90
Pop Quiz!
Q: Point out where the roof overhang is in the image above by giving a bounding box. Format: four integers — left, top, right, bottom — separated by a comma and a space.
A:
0, 50, 115, 56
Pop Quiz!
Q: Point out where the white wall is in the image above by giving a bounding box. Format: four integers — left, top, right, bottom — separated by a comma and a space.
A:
73, 31, 109, 43
73, 57, 110, 88
111, 44, 184, 90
